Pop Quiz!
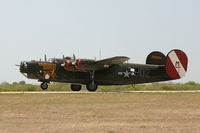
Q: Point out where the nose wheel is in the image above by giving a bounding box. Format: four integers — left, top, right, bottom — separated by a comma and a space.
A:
41, 82, 48, 90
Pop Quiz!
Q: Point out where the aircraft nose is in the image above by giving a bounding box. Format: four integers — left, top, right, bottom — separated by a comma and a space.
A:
20, 61, 28, 73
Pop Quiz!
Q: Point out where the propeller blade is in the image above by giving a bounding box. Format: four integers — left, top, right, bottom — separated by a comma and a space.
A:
73, 53, 76, 61
63, 55, 65, 62
45, 54, 47, 61
61, 55, 65, 67
72, 53, 76, 65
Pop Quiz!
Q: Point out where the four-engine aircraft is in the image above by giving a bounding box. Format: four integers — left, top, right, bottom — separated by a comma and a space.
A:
18, 49, 188, 92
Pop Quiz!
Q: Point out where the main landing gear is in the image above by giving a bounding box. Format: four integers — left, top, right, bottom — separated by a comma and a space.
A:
86, 80, 98, 92
71, 81, 98, 92
71, 84, 82, 91
40, 82, 48, 90
86, 71, 98, 92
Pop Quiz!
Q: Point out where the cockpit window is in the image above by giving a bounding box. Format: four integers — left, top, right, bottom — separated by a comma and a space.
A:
21, 61, 28, 69
48, 58, 56, 63
65, 57, 71, 60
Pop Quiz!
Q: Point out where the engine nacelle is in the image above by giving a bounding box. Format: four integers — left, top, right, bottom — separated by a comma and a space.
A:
63, 59, 81, 71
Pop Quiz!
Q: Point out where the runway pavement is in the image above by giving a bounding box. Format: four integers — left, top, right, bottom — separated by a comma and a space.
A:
0, 90, 200, 94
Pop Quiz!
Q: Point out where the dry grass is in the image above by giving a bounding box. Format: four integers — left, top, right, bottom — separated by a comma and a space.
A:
0, 92, 200, 133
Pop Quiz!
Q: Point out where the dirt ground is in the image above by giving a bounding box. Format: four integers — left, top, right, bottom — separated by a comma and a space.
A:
0, 92, 200, 133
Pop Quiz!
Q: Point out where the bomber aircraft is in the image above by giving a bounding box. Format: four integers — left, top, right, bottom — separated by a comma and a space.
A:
18, 49, 188, 91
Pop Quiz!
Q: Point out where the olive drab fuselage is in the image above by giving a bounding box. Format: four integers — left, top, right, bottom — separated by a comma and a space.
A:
19, 49, 188, 91
20, 60, 170, 85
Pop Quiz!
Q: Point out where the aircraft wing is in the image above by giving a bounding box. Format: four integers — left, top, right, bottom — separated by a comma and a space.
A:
94, 56, 130, 70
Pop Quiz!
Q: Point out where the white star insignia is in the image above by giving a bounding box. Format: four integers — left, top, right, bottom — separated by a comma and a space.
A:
123, 70, 130, 78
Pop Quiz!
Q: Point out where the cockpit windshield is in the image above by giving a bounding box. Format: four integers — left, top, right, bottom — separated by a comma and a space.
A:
65, 57, 71, 60
48, 58, 56, 63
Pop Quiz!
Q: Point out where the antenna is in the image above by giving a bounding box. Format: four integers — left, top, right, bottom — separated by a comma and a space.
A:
99, 49, 102, 60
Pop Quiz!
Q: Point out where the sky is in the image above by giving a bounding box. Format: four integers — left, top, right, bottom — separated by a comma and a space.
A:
0, 0, 199, 84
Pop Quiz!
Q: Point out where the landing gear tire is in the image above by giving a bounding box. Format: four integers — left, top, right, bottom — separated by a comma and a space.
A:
132, 84, 135, 88
86, 81, 98, 92
41, 82, 48, 90
71, 84, 82, 91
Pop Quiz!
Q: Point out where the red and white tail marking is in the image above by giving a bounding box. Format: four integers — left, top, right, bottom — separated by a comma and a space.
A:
168, 51, 186, 78
166, 50, 188, 79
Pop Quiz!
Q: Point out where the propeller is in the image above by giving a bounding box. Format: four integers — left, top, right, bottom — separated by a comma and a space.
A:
63, 55, 65, 61
45, 54, 47, 61
72, 53, 76, 65
61, 55, 65, 67
72, 54, 81, 69
73, 53, 76, 61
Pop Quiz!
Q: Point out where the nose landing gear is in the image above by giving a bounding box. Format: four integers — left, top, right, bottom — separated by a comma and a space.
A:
41, 82, 48, 90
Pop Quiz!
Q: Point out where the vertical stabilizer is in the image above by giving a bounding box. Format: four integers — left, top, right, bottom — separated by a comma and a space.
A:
166, 49, 188, 79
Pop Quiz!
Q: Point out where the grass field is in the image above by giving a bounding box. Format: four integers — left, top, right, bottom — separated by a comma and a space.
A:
1, 81, 200, 92
0, 92, 200, 133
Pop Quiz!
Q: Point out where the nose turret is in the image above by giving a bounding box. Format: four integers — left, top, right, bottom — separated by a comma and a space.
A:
20, 61, 28, 73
